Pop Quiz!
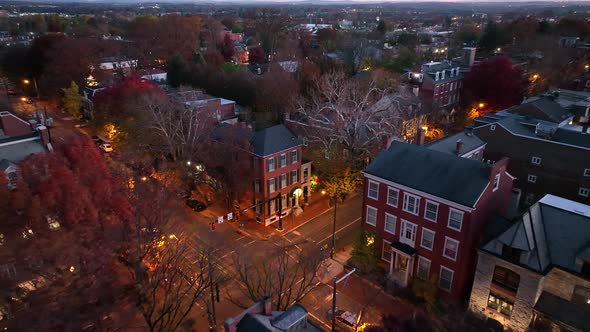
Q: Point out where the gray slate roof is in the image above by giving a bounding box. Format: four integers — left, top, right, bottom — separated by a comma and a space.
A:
0, 136, 47, 164
364, 141, 492, 208
426, 130, 485, 156
250, 125, 301, 157
236, 305, 321, 332
509, 97, 572, 123
475, 113, 590, 149
482, 194, 590, 274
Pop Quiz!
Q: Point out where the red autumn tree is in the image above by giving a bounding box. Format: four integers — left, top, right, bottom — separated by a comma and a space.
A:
221, 33, 235, 61
248, 46, 266, 64
0, 138, 133, 331
463, 56, 527, 112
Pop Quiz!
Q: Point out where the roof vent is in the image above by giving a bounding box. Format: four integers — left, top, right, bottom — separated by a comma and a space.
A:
534, 123, 557, 139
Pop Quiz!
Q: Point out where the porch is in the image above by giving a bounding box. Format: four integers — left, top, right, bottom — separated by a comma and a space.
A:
387, 241, 417, 288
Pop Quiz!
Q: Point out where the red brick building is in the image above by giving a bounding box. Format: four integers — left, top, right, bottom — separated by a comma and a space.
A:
361, 141, 513, 301
249, 125, 312, 227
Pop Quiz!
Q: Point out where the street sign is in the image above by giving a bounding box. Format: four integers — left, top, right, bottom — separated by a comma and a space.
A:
226, 212, 233, 221
217, 216, 224, 224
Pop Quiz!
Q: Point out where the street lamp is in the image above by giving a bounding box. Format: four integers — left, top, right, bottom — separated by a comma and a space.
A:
478, 102, 485, 108
23, 78, 39, 98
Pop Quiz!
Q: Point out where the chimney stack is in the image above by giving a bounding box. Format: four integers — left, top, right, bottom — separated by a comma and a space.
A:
464, 126, 474, 137
462, 47, 476, 67
416, 128, 425, 146
455, 139, 464, 155
263, 297, 272, 316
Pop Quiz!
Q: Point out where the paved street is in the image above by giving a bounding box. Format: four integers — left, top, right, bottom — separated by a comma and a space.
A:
283, 194, 363, 253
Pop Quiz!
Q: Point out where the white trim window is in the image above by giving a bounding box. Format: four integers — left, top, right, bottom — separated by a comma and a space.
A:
280, 154, 287, 168
493, 173, 500, 192
290, 150, 299, 164
420, 228, 435, 251
384, 213, 396, 235
266, 158, 276, 172
443, 237, 459, 261
424, 201, 438, 222
387, 187, 399, 207
447, 209, 464, 231
439, 266, 454, 292
382, 240, 392, 262
280, 174, 287, 188
584, 168, 590, 177
368, 181, 379, 200
403, 193, 420, 215
531, 156, 542, 165
527, 174, 537, 184
267, 178, 276, 194
579, 187, 590, 198
490, 124, 496, 131
400, 220, 417, 247
417, 256, 431, 280
366, 206, 377, 226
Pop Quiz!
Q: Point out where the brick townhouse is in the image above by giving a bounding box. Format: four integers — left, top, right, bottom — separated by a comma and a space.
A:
249, 125, 312, 227
469, 194, 590, 332
362, 141, 513, 301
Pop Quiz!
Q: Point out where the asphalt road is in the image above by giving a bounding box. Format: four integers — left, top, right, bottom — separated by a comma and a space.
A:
283, 194, 363, 253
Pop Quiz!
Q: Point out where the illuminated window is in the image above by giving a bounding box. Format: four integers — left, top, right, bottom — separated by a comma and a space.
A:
443, 237, 459, 261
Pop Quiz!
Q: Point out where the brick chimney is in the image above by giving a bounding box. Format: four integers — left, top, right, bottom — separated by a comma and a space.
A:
415, 128, 425, 146
263, 297, 272, 316
36, 126, 53, 151
455, 139, 464, 155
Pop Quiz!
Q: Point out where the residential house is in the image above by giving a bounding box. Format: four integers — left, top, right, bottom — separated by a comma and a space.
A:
250, 125, 312, 227
362, 141, 513, 301
224, 297, 322, 332
140, 69, 167, 83
406, 49, 468, 119
0, 111, 52, 188
425, 127, 486, 161
473, 111, 590, 206
179, 90, 239, 125
469, 194, 590, 332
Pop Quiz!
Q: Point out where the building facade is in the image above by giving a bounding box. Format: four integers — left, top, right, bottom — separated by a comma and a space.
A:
474, 112, 590, 206
249, 125, 312, 227
469, 195, 590, 332
361, 141, 513, 301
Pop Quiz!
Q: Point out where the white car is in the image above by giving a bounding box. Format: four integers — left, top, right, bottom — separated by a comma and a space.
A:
99, 143, 113, 153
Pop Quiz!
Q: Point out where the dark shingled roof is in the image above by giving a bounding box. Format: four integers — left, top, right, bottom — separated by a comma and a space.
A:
508, 97, 572, 123
534, 292, 590, 332
250, 125, 301, 157
364, 142, 492, 207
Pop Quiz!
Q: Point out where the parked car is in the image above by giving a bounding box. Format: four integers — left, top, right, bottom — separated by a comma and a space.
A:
7, 88, 17, 95
327, 308, 358, 330
186, 199, 207, 212
98, 143, 113, 153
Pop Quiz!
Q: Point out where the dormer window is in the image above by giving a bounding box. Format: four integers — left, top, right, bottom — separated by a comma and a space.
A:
441, 71, 445, 79
435, 72, 440, 81
501, 245, 523, 263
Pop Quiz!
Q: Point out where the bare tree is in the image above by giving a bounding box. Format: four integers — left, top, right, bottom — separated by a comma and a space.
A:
291, 71, 418, 163
255, 9, 290, 61
231, 243, 322, 311
130, 239, 212, 332
142, 90, 216, 162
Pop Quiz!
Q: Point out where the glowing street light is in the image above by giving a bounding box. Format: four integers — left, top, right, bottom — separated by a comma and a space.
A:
478, 103, 485, 108
585, 64, 589, 70
141, 176, 147, 181
532, 74, 540, 80
187, 161, 191, 166
23, 79, 30, 84
20, 97, 27, 102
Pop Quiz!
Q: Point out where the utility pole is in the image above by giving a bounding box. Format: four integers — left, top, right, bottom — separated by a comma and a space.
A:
207, 250, 216, 330
277, 192, 283, 231
330, 194, 337, 259
331, 269, 355, 332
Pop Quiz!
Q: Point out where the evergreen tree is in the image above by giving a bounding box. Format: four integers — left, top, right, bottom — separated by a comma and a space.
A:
377, 19, 386, 34
166, 54, 186, 88
351, 230, 381, 273
61, 81, 81, 118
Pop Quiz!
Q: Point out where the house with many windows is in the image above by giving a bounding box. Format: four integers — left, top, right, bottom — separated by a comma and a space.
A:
249, 125, 312, 227
469, 195, 590, 332
474, 111, 590, 206
361, 141, 514, 301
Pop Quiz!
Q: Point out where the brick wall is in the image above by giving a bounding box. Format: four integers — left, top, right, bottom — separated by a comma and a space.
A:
542, 268, 590, 301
